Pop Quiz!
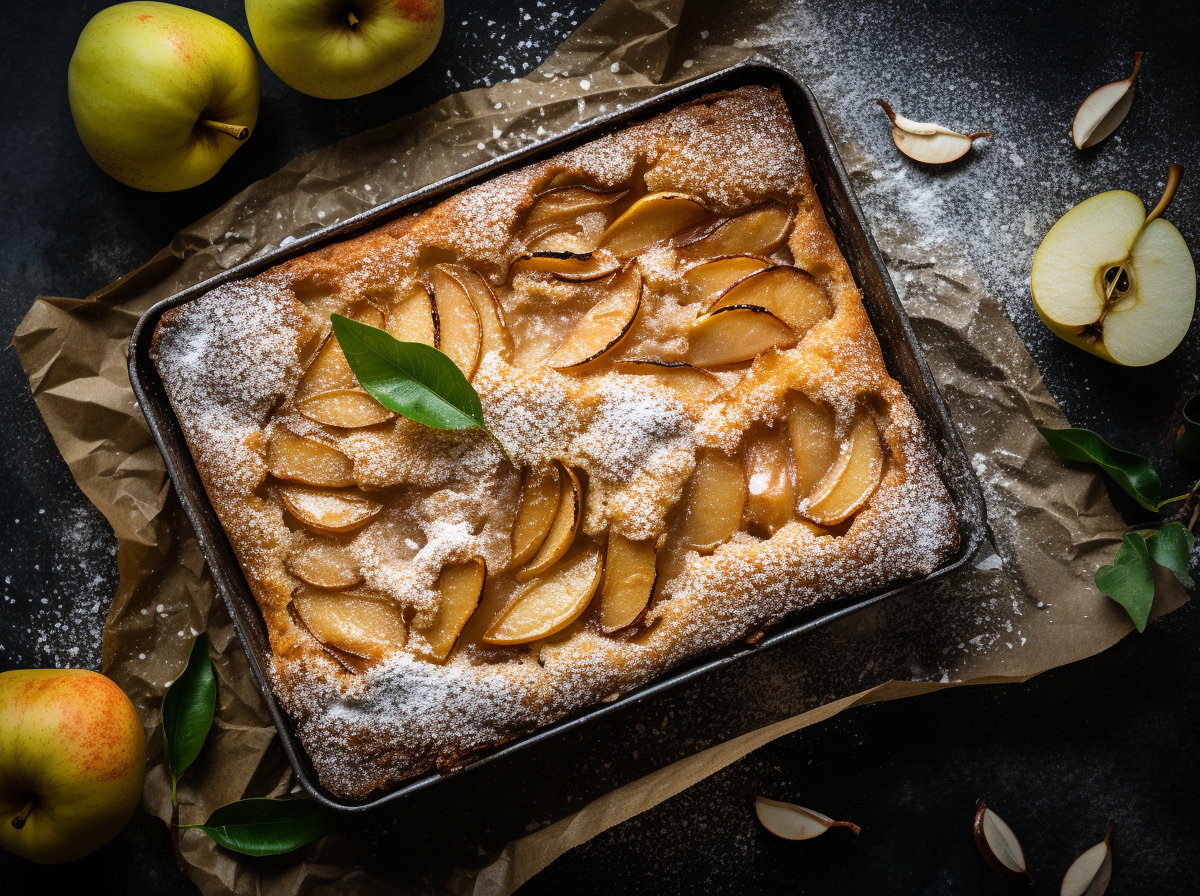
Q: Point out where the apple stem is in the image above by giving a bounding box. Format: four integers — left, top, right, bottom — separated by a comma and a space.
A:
11, 796, 35, 829
875, 99, 898, 126
347, 9, 360, 28
199, 119, 250, 142
1129, 50, 1144, 85
1145, 163, 1183, 226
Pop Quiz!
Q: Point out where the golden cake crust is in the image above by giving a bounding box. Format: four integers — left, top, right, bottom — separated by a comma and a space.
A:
151, 85, 959, 799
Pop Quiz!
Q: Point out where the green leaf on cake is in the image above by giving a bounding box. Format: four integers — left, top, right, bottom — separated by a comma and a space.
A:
161, 633, 216, 806
1175, 393, 1200, 466
1039, 426, 1186, 511
1094, 531, 1156, 632
181, 798, 339, 856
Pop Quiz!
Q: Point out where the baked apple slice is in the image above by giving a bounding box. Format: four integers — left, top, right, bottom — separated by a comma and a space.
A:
525, 184, 627, 230
510, 463, 563, 568
516, 464, 582, 581
788, 394, 840, 499
546, 263, 642, 370
484, 546, 603, 645
598, 533, 657, 633
613, 359, 724, 405
687, 306, 797, 367
678, 448, 747, 552
297, 334, 357, 399
413, 558, 487, 663
292, 587, 406, 663
598, 192, 712, 255
683, 255, 773, 304
440, 265, 514, 365
679, 202, 794, 258
742, 424, 796, 534
279, 484, 383, 533
285, 543, 363, 590
267, 429, 355, 487
802, 412, 883, 525
427, 267, 482, 379
385, 282, 438, 348
509, 250, 623, 282
296, 389, 395, 428
709, 266, 831, 339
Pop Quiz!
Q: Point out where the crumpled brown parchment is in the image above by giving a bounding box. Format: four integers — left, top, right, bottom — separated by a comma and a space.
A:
12, 1, 1188, 894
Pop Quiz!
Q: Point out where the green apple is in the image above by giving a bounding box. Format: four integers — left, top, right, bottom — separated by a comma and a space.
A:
68, 2, 260, 192
1031, 165, 1196, 366
246, 0, 444, 99
0, 669, 145, 864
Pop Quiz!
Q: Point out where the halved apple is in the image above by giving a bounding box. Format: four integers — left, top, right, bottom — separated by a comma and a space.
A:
709, 266, 831, 338
292, 587, 406, 664
427, 267, 482, 378
384, 282, 438, 348
285, 543, 362, 590
516, 464, 582, 581
413, 558, 487, 663
679, 202, 794, 258
788, 394, 840, 499
687, 306, 797, 368
598, 533, 657, 633
546, 263, 642, 370
267, 429, 355, 487
297, 389, 395, 428
440, 265, 514, 365
483, 546, 603, 645
742, 424, 795, 534
802, 412, 883, 525
279, 484, 383, 533
683, 255, 773, 305
296, 335, 356, 399
510, 463, 563, 568
524, 184, 627, 230
598, 192, 712, 256
613, 359, 725, 404
678, 448, 746, 552
509, 250, 623, 282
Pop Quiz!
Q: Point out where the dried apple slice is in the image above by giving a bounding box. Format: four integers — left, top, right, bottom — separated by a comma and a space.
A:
483, 547, 603, 645
789, 394, 840, 499
614, 359, 724, 404
510, 464, 563, 568
285, 543, 362, 590
384, 282, 438, 348
509, 250, 623, 283
687, 305, 797, 368
678, 448, 746, 552
525, 184, 627, 230
683, 255, 773, 304
267, 429, 355, 487
802, 411, 883, 525
679, 202, 794, 258
709, 266, 831, 338
297, 389, 395, 428
279, 485, 383, 533
546, 263, 642, 370
742, 424, 795, 534
516, 464, 582, 582
598, 192, 712, 256
413, 558, 486, 663
442, 265, 514, 364
426, 266, 482, 378
292, 587, 406, 663
598, 534, 657, 633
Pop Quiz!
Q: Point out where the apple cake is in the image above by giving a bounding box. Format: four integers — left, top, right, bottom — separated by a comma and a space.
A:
151, 85, 960, 799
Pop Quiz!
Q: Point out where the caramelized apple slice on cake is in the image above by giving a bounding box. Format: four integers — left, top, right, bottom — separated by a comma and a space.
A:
708, 266, 831, 338
613, 359, 725, 406
296, 334, 357, 398
524, 184, 627, 230
687, 306, 797, 367
742, 424, 796, 535
683, 255, 773, 305
516, 464, 582, 581
441, 266, 514, 364
510, 464, 563, 568
279, 485, 383, 534
546, 263, 642, 370
427, 267, 482, 379
802, 411, 884, 525
484, 547, 603, 645
598, 534, 657, 633
285, 542, 363, 590
679, 202, 794, 258
598, 192, 712, 256
267, 429, 355, 488
296, 390, 395, 428
678, 448, 747, 552
509, 250, 623, 282
788, 394, 840, 500
384, 282, 438, 348
292, 588, 406, 665
413, 558, 487, 663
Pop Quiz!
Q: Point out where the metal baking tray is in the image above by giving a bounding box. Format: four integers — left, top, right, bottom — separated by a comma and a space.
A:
129, 61, 987, 812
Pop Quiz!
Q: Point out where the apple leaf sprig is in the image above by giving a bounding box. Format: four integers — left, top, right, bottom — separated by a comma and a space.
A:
330, 314, 510, 459
159, 636, 338, 864
1040, 397, 1199, 631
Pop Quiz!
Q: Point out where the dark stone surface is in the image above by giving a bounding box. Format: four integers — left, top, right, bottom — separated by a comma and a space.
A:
0, 1, 1196, 893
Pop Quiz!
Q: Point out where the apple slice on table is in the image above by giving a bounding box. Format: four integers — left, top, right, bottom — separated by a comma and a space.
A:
802, 412, 884, 525
677, 448, 747, 551
687, 306, 797, 367
292, 588, 407, 665
427, 267, 482, 378
516, 465, 582, 581
789, 394, 840, 500
267, 429, 355, 487
484, 547, 603, 645
509, 250, 623, 282
598, 192, 712, 256
279, 484, 383, 533
546, 264, 642, 370
286, 543, 363, 589
1031, 165, 1195, 366
297, 389, 395, 428
525, 185, 627, 230
708, 266, 831, 338
385, 282, 439, 348
742, 424, 796, 534
510, 464, 563, 568
1072, 52, 1142, 150
683, 255, 773, 305
412, 558, 486, 663
598, 534, 657, 633
613, 359, 725, 405
441, 265, 514, 364
678, 202, 795, 259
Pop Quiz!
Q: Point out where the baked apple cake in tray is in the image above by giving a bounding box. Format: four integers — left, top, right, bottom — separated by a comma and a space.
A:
146, 78, 971, 801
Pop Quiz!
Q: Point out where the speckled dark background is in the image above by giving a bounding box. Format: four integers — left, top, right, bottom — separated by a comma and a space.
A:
1, 1, 1197, 893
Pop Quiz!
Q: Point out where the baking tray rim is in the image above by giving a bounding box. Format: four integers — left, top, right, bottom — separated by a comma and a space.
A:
128, 60, 988, 812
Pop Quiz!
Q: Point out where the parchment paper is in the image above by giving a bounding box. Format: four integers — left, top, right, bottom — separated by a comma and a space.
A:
12, 1, 1188, 894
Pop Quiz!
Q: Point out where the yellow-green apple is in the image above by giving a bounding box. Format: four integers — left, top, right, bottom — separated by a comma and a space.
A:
1031, 165, 1196, 366
245, 0, 444, 99
0, 670, 145, 864
68, 2, 260, 192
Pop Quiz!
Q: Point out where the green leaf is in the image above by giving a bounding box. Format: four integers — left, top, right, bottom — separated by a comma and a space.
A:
1146, 522, 1196, 589
162, 634, 216, 806
1176, 393, 1200, 466
181, 798, 339, 856
1039, 426, 1174, 511
1095, 532, 1156, 632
